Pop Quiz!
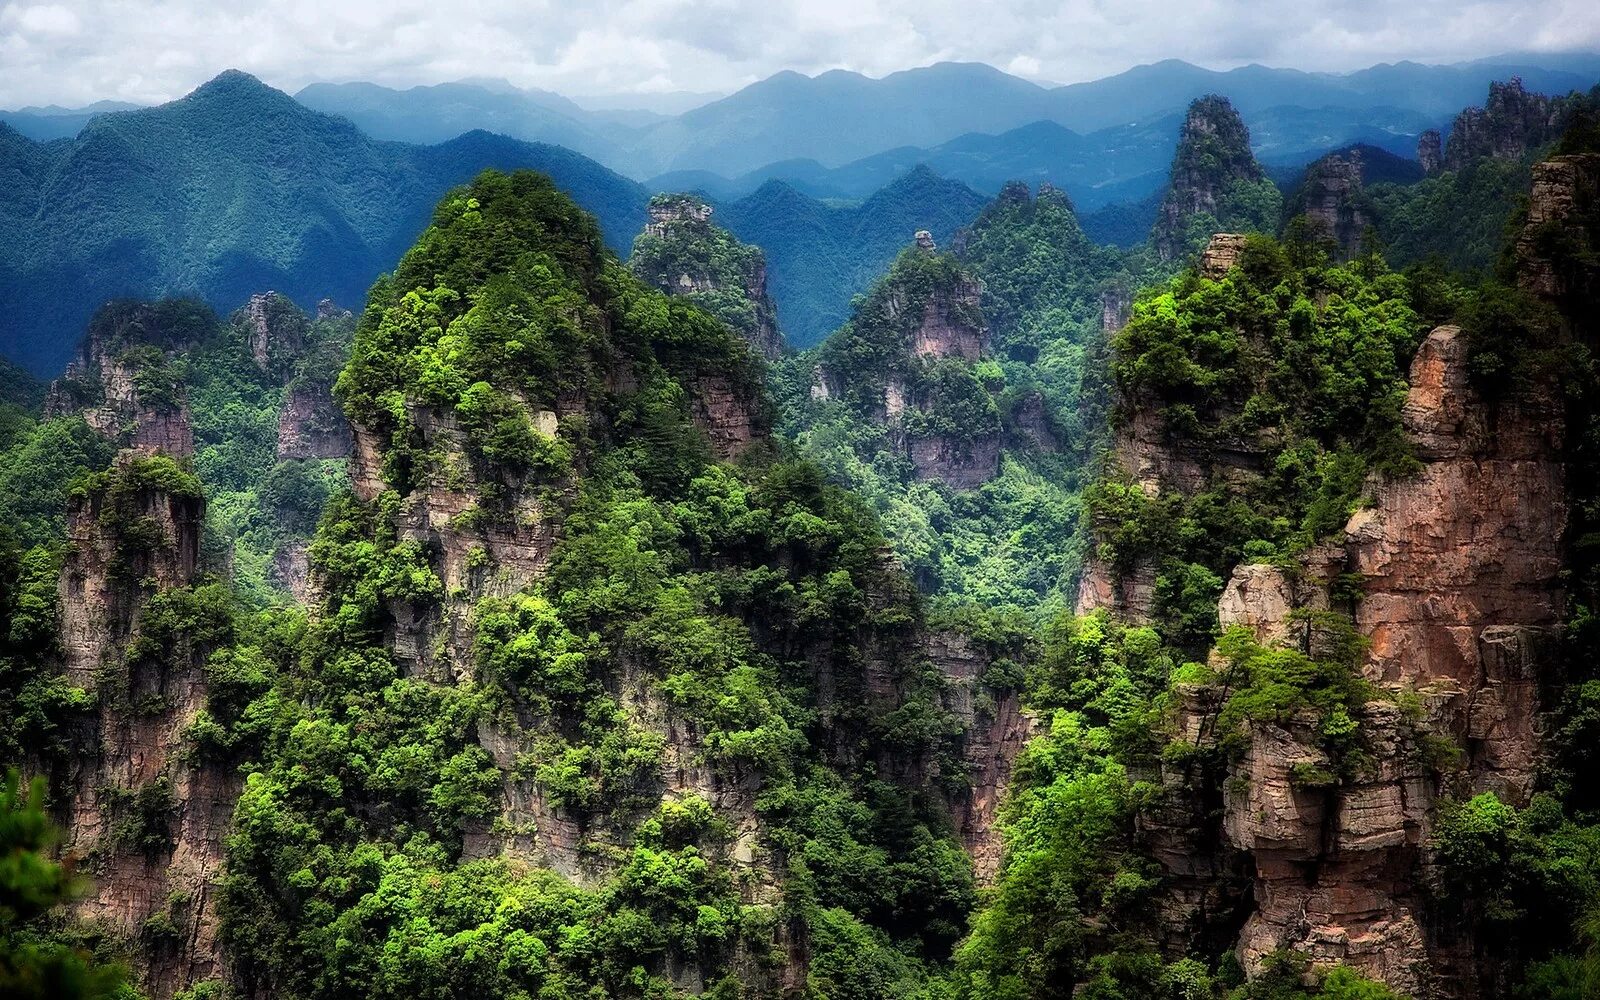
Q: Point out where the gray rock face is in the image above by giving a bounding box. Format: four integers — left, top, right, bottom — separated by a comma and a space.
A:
1418, 130, 1443, 175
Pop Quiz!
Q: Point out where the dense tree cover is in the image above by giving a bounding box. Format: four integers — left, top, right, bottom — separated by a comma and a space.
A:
629, 194, 781, 351
0, 771, 133, 1000
774, 236, 1092, 613
184, 169, 987, 999
1153, 96, 1285, 261
1365, 159, 1533, 273
1087, 234, 1436, 652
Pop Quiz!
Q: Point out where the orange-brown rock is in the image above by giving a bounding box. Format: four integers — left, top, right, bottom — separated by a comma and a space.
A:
1199, 232, 1249, 279
54, 456, 235, 998
1160, 323, 1566, 995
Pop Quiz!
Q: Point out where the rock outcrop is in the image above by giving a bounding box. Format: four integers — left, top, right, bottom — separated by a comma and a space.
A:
1205, 323, 1561, 991
1418, 129, 1443, 175
54, 452, 235, 999
239, 292, 307, 376
275, 378, 353, 460
1078, 151, 1595, 995
811, 235, 1001, 489
630, 194, 785, 358
925, 631, 1037, 883
1442, 78, 1575, 172
1294, 150, 1373, 259
1153, 96, 1270, 261
44, 307, 199, 459
1199, 232, 1249, 279
1101, 284, 1132, 335
1514, 153, 1600, 302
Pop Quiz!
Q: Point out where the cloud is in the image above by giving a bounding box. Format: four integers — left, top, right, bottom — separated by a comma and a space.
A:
0, 0, 1595, 108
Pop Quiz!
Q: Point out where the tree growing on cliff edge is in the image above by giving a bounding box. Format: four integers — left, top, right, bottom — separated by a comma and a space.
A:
0, 771, 130, 1000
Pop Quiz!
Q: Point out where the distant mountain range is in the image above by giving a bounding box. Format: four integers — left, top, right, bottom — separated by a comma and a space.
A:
0, 72, 649, 375
283, 55, 1600, 183
9, 54, 1597, 214
647, 104, 1435, 212
0, 72, 992, 372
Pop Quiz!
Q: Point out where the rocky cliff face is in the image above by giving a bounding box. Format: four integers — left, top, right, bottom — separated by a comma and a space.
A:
1442, 78, 1574, 172
53, 447, 233, 998
1078, 155, 1592, 997
276, 379, 354, 460
1153, 96, 1271, 261
1515, 153, 1600, 302
44, 305, 200, 458
1293, 150, 1373, 259
1193, 323, 1563, 996
631, 194, 785, 358
1418, 130, 1444, 175
35, 293, 364, 997
925, 631, 1038, 883
810, 237, 1002, 489
239, 292, 307, 377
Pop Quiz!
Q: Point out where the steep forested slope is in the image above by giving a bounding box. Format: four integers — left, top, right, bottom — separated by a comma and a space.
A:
2, 169, 1034, 1000
628, 194, 784, 357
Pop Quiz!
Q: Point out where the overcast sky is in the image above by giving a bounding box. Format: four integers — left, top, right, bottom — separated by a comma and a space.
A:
2, 0, 1598, 108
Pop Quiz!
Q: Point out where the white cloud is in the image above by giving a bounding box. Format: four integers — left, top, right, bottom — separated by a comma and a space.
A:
3, 4, 82, 36
0, 0, 1595, 108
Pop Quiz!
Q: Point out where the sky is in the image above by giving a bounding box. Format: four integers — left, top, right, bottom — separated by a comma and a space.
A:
2, 0, 1599, 108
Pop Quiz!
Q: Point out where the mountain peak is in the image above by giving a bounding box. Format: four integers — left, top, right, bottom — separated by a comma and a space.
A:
1151, 93, 1276, 260
178, 69, 306, 116
191, 69, 274, 98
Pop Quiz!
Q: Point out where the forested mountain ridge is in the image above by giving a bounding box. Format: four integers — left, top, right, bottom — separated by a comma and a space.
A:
5, 169, 1039, 1000
1152, 95, 1283, 260
0, 71, 651, 377
715, 166, 992, 348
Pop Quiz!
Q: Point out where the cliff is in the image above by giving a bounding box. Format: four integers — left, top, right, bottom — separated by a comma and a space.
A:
1291, 150, 1374, 259
630, 193, 785, 358
1418, 130, 1444, 175
1187, 321, 1563, 996
53, 452, 233, 998
808, 236, 1002, 489
1442, 78, 1574, 172
1152, 95, 1281, 261
1074, 151, 1600, 997
43, 301, 204, 458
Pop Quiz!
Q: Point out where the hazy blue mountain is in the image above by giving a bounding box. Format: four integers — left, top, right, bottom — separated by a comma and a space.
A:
282, 54, 1597, 189
716, 165, 990, 347
626, 62, 1064, 175
1046, 55, 1600, 132
646, 103, 1436, 212
0, 100, 145, 141
571, 90, 724, 116
294, 80, 628, 164
0, 71, 649, 375
624, 54, 1598, 177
